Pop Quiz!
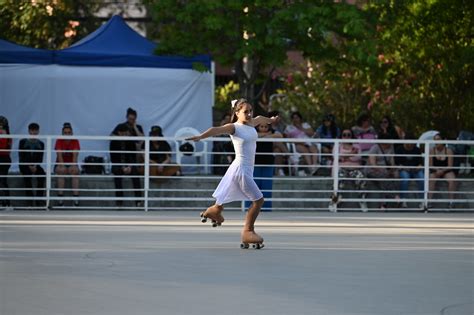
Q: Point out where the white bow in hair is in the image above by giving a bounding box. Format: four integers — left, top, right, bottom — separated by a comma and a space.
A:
231, 99, 238, 108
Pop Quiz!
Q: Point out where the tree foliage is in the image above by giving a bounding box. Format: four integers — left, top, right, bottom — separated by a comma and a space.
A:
0, 0, 102, 49
280, 0, 474, 137
146, 0, 369, 103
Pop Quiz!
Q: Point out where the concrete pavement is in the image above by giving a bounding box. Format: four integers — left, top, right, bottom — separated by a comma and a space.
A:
1, 211, 473, 315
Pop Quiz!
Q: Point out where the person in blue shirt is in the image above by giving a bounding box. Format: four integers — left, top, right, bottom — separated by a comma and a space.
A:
315, 114, 341, 164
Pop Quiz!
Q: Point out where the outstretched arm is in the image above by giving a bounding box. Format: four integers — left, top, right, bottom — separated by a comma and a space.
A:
186, 123, 235, 141
253, 115, 279, 127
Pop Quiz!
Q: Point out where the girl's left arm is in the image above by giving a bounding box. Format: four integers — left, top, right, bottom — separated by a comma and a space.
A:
253, 116, 279, 127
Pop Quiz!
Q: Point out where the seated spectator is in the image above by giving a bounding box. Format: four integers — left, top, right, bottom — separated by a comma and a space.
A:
54, 122, 80, 207
315, 114, 341, 164
0, 120, 11, 209
352, 112, 378, 154
395, 133, 424, 208
110, 123, 143, 208
149, 125, 181, 178
428, 133, 456, 209
378, 115, 404, 139
284, 111, 319, 175
268, 110, 289, 176
330, 129, 367, 212
19, 123, 45, 207
377, 115, 404, 149
366, 133, 399, 209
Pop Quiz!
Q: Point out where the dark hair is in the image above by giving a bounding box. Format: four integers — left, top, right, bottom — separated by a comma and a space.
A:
149, 125, 163, 136
127, 107, 137, 118
378, 115, 399, 139
356, 113, 370, 126
62, 122, 72, 132
116, 123, 129, 133
323, 114, 335, 122
381, 115, 392, 125
230, 98, 252, 123
378, 132, 391, 140
0, 116, 9, 134
321, 114, 338, 138
340, 129, 354, 139
28, 123, 40, 130
290, 111, 303, 120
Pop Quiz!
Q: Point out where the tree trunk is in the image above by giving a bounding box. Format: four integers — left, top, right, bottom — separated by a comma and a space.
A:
235, 57, 259, 102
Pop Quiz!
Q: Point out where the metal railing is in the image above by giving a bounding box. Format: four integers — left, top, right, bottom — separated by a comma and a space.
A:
0, 134, 473, 212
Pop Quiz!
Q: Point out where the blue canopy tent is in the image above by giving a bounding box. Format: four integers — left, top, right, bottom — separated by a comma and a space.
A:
0, 15, 213, 174
0, 39, 53, 64
55, 15, 211, 69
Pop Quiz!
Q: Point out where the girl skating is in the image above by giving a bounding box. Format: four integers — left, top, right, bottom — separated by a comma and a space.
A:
186, 99, 278, 249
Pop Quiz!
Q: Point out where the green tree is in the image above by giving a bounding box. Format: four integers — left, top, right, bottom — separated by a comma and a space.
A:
0, 0, 103, 49
146, 0, 369, 104
281, 0, 473, 136
366, 0, 474, 136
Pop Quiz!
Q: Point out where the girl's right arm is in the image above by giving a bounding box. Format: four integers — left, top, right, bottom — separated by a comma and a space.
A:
186, 123, 235, 141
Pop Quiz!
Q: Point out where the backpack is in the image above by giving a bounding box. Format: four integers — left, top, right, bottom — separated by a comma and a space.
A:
82, 156, 105, 174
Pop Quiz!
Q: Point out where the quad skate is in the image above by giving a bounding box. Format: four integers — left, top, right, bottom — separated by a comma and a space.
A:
200, 205, 224, 227
240, 230, 264, 249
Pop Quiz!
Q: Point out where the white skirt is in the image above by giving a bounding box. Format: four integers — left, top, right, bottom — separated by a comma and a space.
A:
212, 161, 263, 205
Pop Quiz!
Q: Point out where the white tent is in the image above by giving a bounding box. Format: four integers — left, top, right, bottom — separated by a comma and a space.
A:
0, 16, 213, 171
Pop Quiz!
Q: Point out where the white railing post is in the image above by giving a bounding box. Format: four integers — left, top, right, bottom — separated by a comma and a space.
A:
45, 136, 52, 210
332, 140, 340, 197
423, 140, 430, 208
144, 138, 150, 212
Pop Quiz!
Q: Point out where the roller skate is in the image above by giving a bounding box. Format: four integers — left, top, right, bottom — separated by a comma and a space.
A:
200, 205, 224, 227
240, 230, 264, 249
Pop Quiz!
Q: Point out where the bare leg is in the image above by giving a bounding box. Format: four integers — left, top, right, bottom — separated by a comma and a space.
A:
70, 166, 80, 196
295, 144, 311, 170
242, 198, 264, 244
445, 172, 456, 200
55, 166, 66, 196
309, 144, 319, 166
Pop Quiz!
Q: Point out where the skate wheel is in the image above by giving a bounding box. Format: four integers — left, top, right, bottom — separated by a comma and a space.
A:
240, 243, 249, 249
200, 212, 207, 223
253, 243, 264, 249
211, 220, 218, 227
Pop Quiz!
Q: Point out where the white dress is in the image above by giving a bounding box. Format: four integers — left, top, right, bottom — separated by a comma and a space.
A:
212, 122, 263, 205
